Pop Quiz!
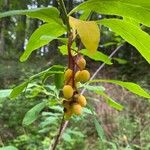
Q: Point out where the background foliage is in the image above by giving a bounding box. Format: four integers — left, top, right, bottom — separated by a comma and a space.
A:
0, 0, 150, 150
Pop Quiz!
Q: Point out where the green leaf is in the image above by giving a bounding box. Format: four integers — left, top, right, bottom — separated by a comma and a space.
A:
40, 37, 68, 44
93, 117, 105, 140
62, 132, 72, 142
0, 89, 12, 98
82, 107, 93, 114
79, 10, 92, 20
90, 79, 150, 99
58, 44, 77, 56
70, 0, 150, 27
123, 17, 140, 27
58, 45, 68, 55
54, 73, 64, 89
98, 19, 150, 63
20, 22, 66, 62
88, 104, 105, 140
0, 146, 18, 150
30, 65, 65, 80
42, 65, 65, 82
80, 49, 112, 64
22, 101, 47, 126
58, 45, 112, 64
9, 81, 28, 99
96, 91, 124, 111
8, 65, 65, 99
0, 7, 61, 23
80, 84, 105, 92
113, 57, 128, 64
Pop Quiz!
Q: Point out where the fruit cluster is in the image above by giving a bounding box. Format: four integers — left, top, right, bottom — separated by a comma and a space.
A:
62, 56, 90, 119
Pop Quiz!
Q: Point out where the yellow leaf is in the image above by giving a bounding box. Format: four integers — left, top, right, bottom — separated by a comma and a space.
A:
69, 16, 100, 53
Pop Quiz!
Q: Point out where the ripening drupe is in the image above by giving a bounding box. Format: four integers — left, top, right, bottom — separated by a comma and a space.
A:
62, 51, 89, 118
80, 70, 90, 82
77, 56, 86, 70
63, 85, 73, 99
77, 95, 87, 107
64, 69, 73, 81
71, 103, 82, 115
75, 71, 81, 82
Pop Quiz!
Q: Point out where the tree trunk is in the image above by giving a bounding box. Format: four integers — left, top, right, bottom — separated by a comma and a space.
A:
15, 16, 27, 52
0, 0, 10, 55
0, 20, 5, 55
15, 0, 27, 52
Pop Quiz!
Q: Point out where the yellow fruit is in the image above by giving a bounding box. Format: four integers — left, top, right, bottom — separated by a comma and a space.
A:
77, 57, 86, 70
63, 85, 74, 99
77, 95, 87, 107
75, 71, 81, 82
64, 69, 73, 81
80, 70, 90, 82
71, 103, 82, 115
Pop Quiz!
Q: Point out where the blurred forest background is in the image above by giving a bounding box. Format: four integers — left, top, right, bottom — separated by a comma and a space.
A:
0, 0, 150, 150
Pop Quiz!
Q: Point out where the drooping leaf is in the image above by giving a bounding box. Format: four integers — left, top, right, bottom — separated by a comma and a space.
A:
96, 91, 124, 111
22, 101, 47, 126
9, 65, 65, 99
69, 16, 100, 53
42, 65, 65, 83
9, 81, 28, 99
87, 86, 123, 110
98, 19, 150, 63
0, 146, 18, 150
30, 65, 65, 80
20, 22, 66, 62
90, 79, 150, 99
0, 7, 61, 23
80, 84, 105, 92
69, 0, 150, 27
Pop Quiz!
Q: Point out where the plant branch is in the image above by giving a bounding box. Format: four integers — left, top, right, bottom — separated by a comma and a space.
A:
50, 2, 73, 150
50, 44, 123, 150
50, 115, 67, 150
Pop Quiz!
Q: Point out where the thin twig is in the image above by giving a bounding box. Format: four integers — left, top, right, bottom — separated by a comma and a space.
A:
50, 115, 65, 150
81, 44, 123, 94
50, 1, 71, 149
